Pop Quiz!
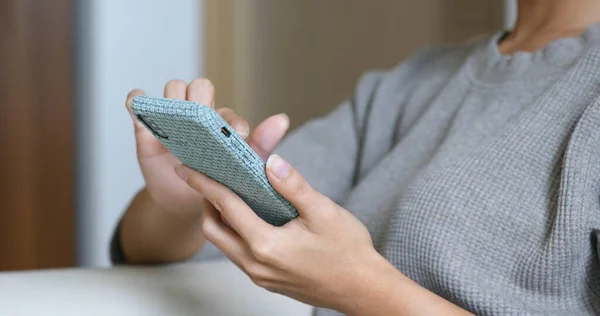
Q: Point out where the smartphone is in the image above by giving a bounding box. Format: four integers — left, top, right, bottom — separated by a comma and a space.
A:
130, 95, 298, 226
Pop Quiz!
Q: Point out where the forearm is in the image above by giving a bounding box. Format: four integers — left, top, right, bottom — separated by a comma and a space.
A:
342, 255, 473, 316
120, 188, 205, 264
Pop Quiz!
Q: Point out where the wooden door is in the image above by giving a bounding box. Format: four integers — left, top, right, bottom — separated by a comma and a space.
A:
206, 0, 505, 128
0, 0, 75, 270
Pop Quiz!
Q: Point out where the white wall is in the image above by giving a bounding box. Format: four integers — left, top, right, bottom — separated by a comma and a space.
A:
77, 0, 203, 267
505, 0, 518, 29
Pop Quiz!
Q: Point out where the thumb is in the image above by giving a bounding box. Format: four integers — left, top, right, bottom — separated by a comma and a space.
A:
265, 155, 336, 222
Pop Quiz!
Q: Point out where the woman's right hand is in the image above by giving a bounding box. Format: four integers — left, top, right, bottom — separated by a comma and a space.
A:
126, 79, 290, 215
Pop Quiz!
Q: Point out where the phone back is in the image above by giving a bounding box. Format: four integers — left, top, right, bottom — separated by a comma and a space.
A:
131, 96, 298, 226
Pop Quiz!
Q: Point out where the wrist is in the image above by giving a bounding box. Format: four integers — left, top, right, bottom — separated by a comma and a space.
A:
338, 250, 417, 316
334, 250, 395, 315
146, 187, 203, 217
121, 188, 205, 264
340, 252, 473, 316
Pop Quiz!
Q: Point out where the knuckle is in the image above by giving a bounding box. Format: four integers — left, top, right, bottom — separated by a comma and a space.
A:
319, 203, 341, 222
189, 78, 214, 90
244, 262, 269, 281
126, 89, 143, 107
126, 89, 140, 100
250, 234, 278, 263
216, 108, 234, 120
200, 217, 216, 239
211, 196, 232, 213
228, 117, 245, 126
229, 118, 248, 131
217, 108, 243, 123
166, 79, 186, 88
216, 107, 233, 115
185, 172, 203, 190
263, 286, 280, 294
288, 178, 310, 197
251, 277, 268, 289
248, 275, 273, 291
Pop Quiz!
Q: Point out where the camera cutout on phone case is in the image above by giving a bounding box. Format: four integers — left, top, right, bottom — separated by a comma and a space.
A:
221, 127, 231, 137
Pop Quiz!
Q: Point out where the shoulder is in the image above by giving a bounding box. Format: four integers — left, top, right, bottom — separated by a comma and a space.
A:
354, 39, 481, 108
355, 33, 489, 91
352, 43, 474, 99
349, 35, 491, 123
388, 38, 482, 83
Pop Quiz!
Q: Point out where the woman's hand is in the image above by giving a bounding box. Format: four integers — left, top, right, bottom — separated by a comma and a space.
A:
126, 79, 289, 214
120, 79, 290, 264
174, 154, 381, 312
174, 155, 474, 315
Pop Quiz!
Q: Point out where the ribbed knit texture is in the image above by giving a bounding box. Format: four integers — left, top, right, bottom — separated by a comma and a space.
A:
275, 25, 600, 315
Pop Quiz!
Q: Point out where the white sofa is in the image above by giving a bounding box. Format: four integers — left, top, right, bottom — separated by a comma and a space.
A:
0, 260, 312, 316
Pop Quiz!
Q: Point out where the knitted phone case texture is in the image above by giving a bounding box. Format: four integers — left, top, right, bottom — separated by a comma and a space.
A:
131, 96, 298, 226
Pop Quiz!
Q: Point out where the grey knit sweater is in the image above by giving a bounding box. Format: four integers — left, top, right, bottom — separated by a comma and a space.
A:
277, 26, 600, 315
112, 26, 600, 315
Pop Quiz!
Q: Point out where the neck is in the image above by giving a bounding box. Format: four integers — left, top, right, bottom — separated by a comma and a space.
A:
499, 0, 600, 54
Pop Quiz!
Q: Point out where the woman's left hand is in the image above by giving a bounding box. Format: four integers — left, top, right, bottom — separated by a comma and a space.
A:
174, 154, 386, 312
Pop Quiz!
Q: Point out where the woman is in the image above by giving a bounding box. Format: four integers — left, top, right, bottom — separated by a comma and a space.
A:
112, 0, 600, 315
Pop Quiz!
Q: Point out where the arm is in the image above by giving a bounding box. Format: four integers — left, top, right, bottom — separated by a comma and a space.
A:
114, 44, 454, 264
112, 80, 213, 264
343, 256, 472, 316
115, 188, 204, 264
174, 153, 474, 315
275, 71, 384, 203
114, 80, 289, 264
114, 71, 385, 264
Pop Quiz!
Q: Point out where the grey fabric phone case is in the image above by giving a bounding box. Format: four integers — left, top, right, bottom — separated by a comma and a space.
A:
131, 96, 298, 226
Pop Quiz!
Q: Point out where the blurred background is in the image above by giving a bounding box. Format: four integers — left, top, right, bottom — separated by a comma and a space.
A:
0, 0, 516, 270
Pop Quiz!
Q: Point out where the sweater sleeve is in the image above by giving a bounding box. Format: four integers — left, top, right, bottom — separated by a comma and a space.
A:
273, 47, 460, 201
273, 71, 385, 204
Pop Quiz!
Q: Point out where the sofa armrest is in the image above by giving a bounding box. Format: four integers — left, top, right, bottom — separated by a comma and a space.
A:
0, 260, 312, 316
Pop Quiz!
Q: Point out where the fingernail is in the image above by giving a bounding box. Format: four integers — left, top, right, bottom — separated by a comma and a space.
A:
175, 164, 188, 181
279, 113, 290, 129
266, 154, 290, 180
233, 123, 249, 137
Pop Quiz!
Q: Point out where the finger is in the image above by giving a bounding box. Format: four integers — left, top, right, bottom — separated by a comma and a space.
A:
265, 154, 336, 221
200, 199, 254, 269
164, 79, 187, 100
186, 78, 215, 108
126, 89, 169, 158
247, 114, 289, 160
176, 164, 275, 243
217, 107, 249, 138
125, 89, 146, 131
